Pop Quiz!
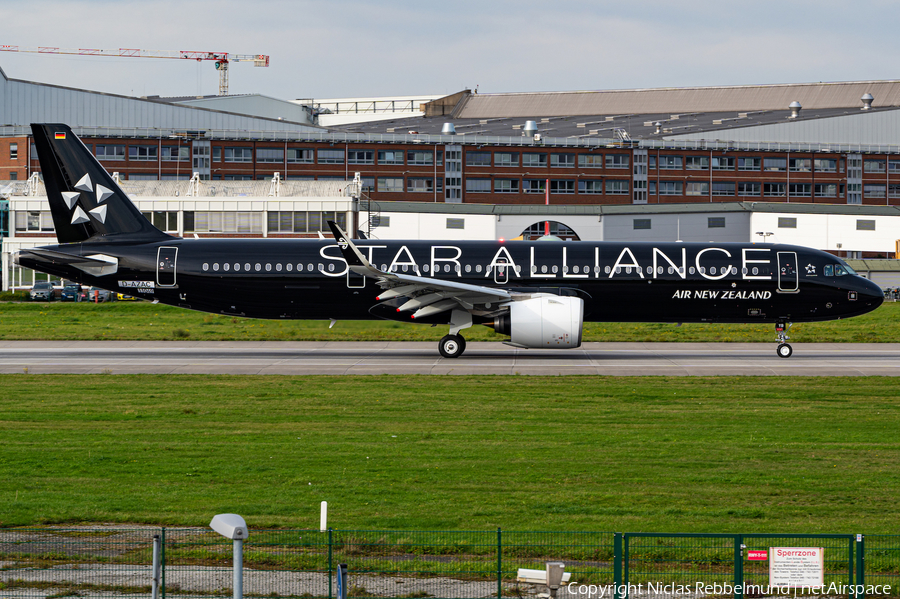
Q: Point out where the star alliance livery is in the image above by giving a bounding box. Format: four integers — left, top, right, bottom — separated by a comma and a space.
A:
17, 124, 884, 358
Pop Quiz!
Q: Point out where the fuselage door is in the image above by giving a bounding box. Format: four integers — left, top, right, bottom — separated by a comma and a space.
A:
157, 247, 178, 287
494, 257, 509, 285
777, 251, 798, 293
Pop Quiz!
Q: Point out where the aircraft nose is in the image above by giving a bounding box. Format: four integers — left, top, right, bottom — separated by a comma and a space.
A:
861, 278, 885, 306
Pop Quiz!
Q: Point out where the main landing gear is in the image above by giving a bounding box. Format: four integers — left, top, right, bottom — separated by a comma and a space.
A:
775, 321, 793, 358
438, 334, 467, 358
438, 310, 473, 359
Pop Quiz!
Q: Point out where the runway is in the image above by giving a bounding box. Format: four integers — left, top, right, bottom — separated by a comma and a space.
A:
0, 341, 898, 375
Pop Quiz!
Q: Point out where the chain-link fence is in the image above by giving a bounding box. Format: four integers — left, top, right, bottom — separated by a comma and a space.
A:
1, 529, 897, 599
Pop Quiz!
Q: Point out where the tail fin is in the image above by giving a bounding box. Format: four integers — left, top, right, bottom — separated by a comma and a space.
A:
31, 123, 171, 244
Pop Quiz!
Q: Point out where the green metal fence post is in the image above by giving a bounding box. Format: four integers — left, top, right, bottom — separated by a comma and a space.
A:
623, 534, 629, 599
497, 527, 502, 599
849, 535, 855, 599
161, 527, 166, 599
328, 528, 333, 599
856, 535, 865, 599
734, 535, 743, 599
613, 533, 623, 599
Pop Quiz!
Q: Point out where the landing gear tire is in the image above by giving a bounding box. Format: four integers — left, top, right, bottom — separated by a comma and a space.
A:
777, 343, 793, 359
439, 334, 465, 359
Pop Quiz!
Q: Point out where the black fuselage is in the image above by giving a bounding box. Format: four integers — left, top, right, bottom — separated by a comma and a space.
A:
19, 238, 884, 326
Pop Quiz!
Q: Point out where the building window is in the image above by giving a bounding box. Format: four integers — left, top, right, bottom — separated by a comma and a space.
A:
686, 182, 709, 196
738, 157, 761, 171
857, 219, 876, 231
578, 179, 603, 194
633, 218, 651, 230
15, 210, 53, 231
658, 155, 682, 170
550, 153, 575, 168
378, 177, 403, 192
347, 149, 374, 165
789, 183, 812, 197
864, 159, 886, 173
814, 159, 837, 172
523, 179, 546, 194
550, 179, 575, 194
183, 211, 263, 234
658, 181, 682, 195
128, 145, 158, 161
408, 177, 437, 193
377, 150, 404, 165
777, 217, 797, 229
141, 211, 179, 232
815, 183, 837, 197
9, 171, 17, 180
738, 182, 761, 196
494, 179, 519, 193
579, 154, 604, 168
712, 182, 735, 196
212, 147, 221, 162
764, 157, 786, 171
446, 218, 465, 230
711, 156, 734, 170
889, 184, 900, 198
465, 151, 491, 166
257, 148, 285, 163
789, 158, 811, 172
287, 148, 313, 163
371, 215, 390, 228
95, 144, 125, 160
466, 178, 491, 193
317, 149, 345, 164
708, 217, 726, 228
494, 152, 519, 167
606, 154, 630, 169
407, 150, 434, 166
522, 152, 547, 168
224, 147, 253, 163
686, 156, 709, 170
10, 143, 19, 160
764, 182, 786, 197
606, 180, 629, 195
864, 184, 886, 198
889, 160, 900, 174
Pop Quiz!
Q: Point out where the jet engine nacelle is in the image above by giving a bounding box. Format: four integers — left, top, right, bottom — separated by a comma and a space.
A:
493, 295, 584, 349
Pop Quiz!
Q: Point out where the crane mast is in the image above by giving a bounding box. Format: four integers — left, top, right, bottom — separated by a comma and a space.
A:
0, 45, 270, 95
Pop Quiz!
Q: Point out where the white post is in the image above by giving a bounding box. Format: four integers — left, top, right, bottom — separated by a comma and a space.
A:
233, 538, 243, 599
320, 501, 328, 532
151, 535, 161, 599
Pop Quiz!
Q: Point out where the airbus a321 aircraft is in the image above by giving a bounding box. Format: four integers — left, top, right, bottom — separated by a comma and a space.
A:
16, 123, 884, 358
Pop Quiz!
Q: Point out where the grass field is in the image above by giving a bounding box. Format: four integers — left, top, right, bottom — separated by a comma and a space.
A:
2, 375, 899, 532
0, 300, 897, 342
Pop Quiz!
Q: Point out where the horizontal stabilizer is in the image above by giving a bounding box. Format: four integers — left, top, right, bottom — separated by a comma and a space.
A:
17, 248, 118, 276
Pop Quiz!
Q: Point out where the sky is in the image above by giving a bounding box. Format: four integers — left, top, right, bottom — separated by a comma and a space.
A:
2, 0, 900, 101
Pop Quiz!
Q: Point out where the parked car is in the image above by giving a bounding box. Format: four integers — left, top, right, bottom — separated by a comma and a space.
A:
29, 281, 56, 301
60, 283, 85, 302
87, 287, 112, 302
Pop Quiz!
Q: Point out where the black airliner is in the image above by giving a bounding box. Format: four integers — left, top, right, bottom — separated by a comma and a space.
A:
16, 123, 884, 359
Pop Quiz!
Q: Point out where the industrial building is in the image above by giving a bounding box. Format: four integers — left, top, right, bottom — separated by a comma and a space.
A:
2, 63, 900, 290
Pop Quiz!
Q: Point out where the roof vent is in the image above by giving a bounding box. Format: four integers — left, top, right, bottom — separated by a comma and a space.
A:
654, 122, 662, 134
861, 93, 874, 110
523, 120, 538, 136
441, 122, 457, 135
789, 101, 802, 118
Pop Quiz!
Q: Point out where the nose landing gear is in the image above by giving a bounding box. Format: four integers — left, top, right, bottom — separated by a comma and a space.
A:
776, 321, 793, 358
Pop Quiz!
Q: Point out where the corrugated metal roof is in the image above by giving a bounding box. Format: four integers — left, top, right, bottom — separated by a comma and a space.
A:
455, 81, 900, 119
846, 260, 900, 271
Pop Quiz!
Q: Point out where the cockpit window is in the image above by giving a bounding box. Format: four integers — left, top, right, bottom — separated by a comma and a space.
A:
826, 263, 852, 277
824, 264, 833, 277
835, 264, 848, 276
843, 263, 857, 275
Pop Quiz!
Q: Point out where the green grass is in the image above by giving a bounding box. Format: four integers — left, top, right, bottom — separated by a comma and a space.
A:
2, 375, 899, 532
0, 301, 898, 342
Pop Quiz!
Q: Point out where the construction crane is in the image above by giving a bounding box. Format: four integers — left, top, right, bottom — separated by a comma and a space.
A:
0, 45, 270, 96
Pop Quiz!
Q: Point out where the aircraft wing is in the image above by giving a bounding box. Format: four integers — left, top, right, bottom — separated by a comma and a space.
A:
327, 221, 510, 319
